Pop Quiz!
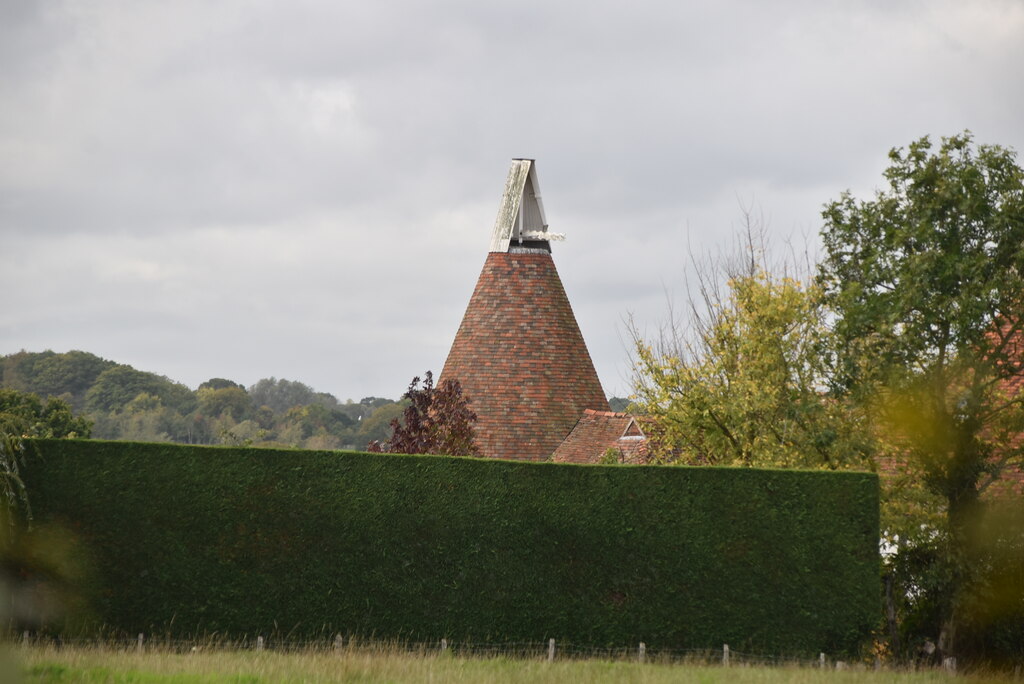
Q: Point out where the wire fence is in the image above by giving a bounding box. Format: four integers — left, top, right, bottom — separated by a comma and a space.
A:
9, 631, 865, 670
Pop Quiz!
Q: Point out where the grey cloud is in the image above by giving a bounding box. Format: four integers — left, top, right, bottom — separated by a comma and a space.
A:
2, 0, 1023, 398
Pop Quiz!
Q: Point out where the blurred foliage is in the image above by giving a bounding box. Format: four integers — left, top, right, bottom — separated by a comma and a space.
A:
0, 513, 92, 635
820, 132, 1024, 665
1, 388, 94, 635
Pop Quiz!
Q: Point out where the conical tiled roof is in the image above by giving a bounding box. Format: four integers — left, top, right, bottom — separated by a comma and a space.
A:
440, 251, 609, 461
440, 160, 608, 461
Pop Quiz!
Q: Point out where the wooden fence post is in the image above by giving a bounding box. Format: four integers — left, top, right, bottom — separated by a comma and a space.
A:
333, 634, 343, 652
819, 653, 826, 668
638, 642, 646, 663
137, 633, 144, 652
723, 644, 730, 666
256, 636, 264, 652
440, 638, 448, 654
548, 638, 555, 662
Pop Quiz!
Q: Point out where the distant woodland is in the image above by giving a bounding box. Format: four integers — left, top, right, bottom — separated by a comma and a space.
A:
0, 350, 406, 449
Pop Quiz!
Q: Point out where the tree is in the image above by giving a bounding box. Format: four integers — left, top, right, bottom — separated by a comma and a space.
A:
367, 371, 479, 456
337, 396, 396, 423
1, 350, 117, 413
20, 351, 115, 411
0, 389, 92, 440
818, 132, 1024, 662
356, 402, 406, 445
275, 403, 354, 449
608, 397, 631, 413
630, 218, 870, 468
85, 365, 195, 415
248, 377, 340, 414
197, 378, 245, 391
196, 386, 253, 422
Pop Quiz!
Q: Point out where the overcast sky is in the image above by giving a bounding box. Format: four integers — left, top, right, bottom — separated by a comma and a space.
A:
2, 0, 1023, 401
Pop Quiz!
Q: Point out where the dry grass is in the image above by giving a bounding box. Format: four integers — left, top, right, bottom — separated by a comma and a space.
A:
6, 643, 1019, 683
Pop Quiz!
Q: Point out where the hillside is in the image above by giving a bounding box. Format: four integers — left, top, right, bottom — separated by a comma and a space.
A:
0, 350, 401, 449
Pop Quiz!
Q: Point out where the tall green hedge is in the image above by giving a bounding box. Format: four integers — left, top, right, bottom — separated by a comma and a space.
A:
21, 439, 879, 654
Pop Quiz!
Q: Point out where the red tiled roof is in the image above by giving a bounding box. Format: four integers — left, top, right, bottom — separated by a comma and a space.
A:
984, 468, 1024, 497
991, 328, 1024, 495
874, 455, 1024, 498
552, 409, 650, 464
440, 251, 609, 461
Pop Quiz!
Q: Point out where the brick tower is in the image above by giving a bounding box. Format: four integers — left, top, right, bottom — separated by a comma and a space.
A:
440, 160, 609, 461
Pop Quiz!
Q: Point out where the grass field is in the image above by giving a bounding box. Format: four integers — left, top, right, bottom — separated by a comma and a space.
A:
7, 645, 1020, 684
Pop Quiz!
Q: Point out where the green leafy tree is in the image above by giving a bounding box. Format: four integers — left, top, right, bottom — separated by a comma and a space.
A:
0, 389, 92, 439
92, 392, 196, 444
274, 403, 355, 449
85, 365, 195, 416
607, 397, 631, 413
630, 220, 870, 468
368, 371, 479, 456
818, 132, 1024, 662
197, 378, 245, 391
248, 377, 340, 414
0, 351, 38, 393
356, 402, 406, 446
338, 396, 395, 423
1, 350, 116, 413
196, 386, 253, 422
0, 432, 31, 537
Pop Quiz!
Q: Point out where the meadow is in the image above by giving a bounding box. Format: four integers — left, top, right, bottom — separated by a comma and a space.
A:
8, 644, 1019, 684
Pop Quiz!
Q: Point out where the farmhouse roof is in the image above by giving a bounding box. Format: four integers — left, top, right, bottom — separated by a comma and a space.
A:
552, 409, 650, 464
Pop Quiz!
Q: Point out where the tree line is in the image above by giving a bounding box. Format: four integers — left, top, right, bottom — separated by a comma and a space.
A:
0, 350, 404, 449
